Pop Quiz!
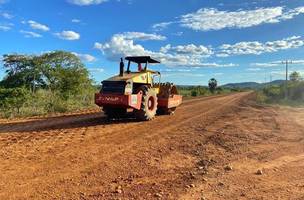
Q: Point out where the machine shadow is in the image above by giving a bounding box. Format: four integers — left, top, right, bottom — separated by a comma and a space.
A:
0, 112, 139, 133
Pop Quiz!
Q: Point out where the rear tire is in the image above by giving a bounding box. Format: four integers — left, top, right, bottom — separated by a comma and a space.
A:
157, 107, 176, 115
134, 86, 158, 121
103, 106, 127, 119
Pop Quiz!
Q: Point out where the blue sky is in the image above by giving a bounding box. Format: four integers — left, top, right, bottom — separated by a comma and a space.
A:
0, 0, 304, 85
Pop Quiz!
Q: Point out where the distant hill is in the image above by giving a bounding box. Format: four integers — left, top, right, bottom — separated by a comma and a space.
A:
223, 82, 260, 89
222, 80, 285, 89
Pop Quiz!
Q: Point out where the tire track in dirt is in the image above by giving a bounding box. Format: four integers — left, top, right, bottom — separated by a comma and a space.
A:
0, 92, 253, 200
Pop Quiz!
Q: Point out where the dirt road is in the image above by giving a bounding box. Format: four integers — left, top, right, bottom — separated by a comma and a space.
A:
0, 92, 304, 200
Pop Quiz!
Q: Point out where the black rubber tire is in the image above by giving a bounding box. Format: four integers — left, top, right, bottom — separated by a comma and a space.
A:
134, 86, 158, 121
157, 107, 176, 115
103, 106, 127, 119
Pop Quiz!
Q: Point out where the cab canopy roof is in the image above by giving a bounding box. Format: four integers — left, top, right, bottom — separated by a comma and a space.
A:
125, 56, 160, 64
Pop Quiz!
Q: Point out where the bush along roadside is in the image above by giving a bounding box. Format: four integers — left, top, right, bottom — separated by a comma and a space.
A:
257, 76, 304, 107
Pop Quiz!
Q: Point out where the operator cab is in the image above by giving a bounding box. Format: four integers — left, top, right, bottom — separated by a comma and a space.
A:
123, 56, 160, 75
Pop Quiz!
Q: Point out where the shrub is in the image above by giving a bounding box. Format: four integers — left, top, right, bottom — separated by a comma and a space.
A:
0, 87, 30, 117
257, 77, 304, 106
191, 90, 198, 97
256, 91, 268, 103
262, 85, 282, 101
288, 82, 304, 101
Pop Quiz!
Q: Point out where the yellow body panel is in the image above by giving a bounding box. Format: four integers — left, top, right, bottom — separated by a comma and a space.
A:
107, 71, 155, 84
131, 71, 153, 84
105, 70, 160, 94
152, 87, 160, 94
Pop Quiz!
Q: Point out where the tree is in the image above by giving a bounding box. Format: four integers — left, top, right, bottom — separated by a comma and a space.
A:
50, 64, 92, 99
1, 51, 93, 96
208, 78, 217, 93
289, 71, 302, 82
38, 51, 93, 96
39, 51, 85, 87
1, 54, 45, 90
0, 51, 96, 117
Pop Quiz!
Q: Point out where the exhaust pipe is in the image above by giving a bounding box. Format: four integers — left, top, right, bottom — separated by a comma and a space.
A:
119, 58, 124, 76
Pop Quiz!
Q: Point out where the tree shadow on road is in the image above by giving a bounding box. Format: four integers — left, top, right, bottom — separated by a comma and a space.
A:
0, 112, 139, 133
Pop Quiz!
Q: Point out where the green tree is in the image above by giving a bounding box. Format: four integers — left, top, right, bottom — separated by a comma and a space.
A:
39, 51, 85, 88
208, 78, 217, 93
191, 90, 198, 97
0, 51, 96, 117
38, 51, 93, 96
1, 54, 43, 90
289, 71, 302, 82
1, 51, 93, 95
0, 87, 29, 114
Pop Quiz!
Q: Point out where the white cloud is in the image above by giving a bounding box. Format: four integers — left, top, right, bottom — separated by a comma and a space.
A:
278, 6, 304, 20
94, 34, 150, 61
160, 44, 213, 57
246, 68, 262, 71
217, 36, 304, 57
88, 68, 104, 73
172, 32, 183, 36
291, 60, 304, 64
71, 19, 81, 23
72, 52, 96, 62
55, 30, 80, 40
27, 20, 50, 31
94, 42, 103, 49
93, 32, 166, 60
67, 0, 108, 6
0, 22, 12, 31
161, 68, 192, 73
251, 62, 280, 67
0, 22, 13, 31
180, 7, 283, 31
270, 71, 286, 76
192, 62, 238, 67
152, 21, 174, 31
0, 25, 10, 31
116, 32, 166, 41
20, 30, 42, 38
1, 12, 13, 19
251, 60, 304, 67
153, 6, 304, 32
95, 32, 304, 67
94, 32, 235, 68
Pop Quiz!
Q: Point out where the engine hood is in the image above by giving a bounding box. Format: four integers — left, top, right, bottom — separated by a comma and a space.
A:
105, 72, 142, 82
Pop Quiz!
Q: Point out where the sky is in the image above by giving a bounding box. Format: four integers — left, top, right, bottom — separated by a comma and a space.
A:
0, 0, 304, 85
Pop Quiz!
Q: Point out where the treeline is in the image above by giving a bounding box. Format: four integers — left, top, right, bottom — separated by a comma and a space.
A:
257, 71, 304, 106
0, 51, 96, 118
177, 85, 244, 97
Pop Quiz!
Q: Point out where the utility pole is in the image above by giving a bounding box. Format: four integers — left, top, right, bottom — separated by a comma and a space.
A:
274, 59, 304, 99
282, 60, 292, 99
269, 74, 272, 87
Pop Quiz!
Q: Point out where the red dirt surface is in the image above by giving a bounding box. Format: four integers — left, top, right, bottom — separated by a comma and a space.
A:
0, 92, 303, 200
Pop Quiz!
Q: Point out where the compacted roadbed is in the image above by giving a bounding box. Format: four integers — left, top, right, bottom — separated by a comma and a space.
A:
1, 92, 304, 199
